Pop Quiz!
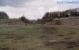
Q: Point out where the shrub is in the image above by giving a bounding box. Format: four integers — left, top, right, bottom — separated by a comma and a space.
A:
54, 20, 62, 25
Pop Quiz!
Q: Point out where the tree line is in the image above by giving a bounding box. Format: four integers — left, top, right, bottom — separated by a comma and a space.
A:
0, 8, 79, 24
39, 8, 79, 24
0, 12, 31, 24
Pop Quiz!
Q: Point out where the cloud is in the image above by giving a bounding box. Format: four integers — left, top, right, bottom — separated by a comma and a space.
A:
0, 0, 33, 7
57, 0, 79, 4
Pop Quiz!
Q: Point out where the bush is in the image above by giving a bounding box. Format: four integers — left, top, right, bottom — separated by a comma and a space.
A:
54, 20, 62, 25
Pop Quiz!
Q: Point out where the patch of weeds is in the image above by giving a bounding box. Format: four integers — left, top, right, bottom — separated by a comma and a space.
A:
14, 35, 25, 40
57, 34, 64, 37
66, 41, 79, 48
45, 40, 57, 46
54, 20, 62, 25
0, 47, 9, 50
69, 31, 76, 35
42, 26, 57, 34
39, 35, 46, 39
64, 37, 72, 40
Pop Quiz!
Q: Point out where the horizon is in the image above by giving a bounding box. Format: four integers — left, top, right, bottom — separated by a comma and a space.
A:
0, 0, 79, 20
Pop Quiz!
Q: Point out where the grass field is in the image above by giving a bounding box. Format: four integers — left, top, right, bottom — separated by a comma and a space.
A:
0, 24, 79, 50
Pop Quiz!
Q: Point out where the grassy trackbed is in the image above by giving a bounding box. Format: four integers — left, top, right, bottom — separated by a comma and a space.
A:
0, 25, 79, 50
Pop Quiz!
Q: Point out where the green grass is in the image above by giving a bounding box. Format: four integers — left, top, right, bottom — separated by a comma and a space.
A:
0, 25, 79, 50
0, 24, 48, 50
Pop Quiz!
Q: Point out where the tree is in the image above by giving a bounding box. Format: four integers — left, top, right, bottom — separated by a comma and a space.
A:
0, 11, 9, 19
20, 16, 30, 24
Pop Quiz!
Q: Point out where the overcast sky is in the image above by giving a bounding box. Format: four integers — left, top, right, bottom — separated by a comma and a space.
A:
0, 0, 79, 20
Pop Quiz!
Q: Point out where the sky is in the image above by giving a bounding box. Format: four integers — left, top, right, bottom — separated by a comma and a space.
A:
0, 0, 79, 20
